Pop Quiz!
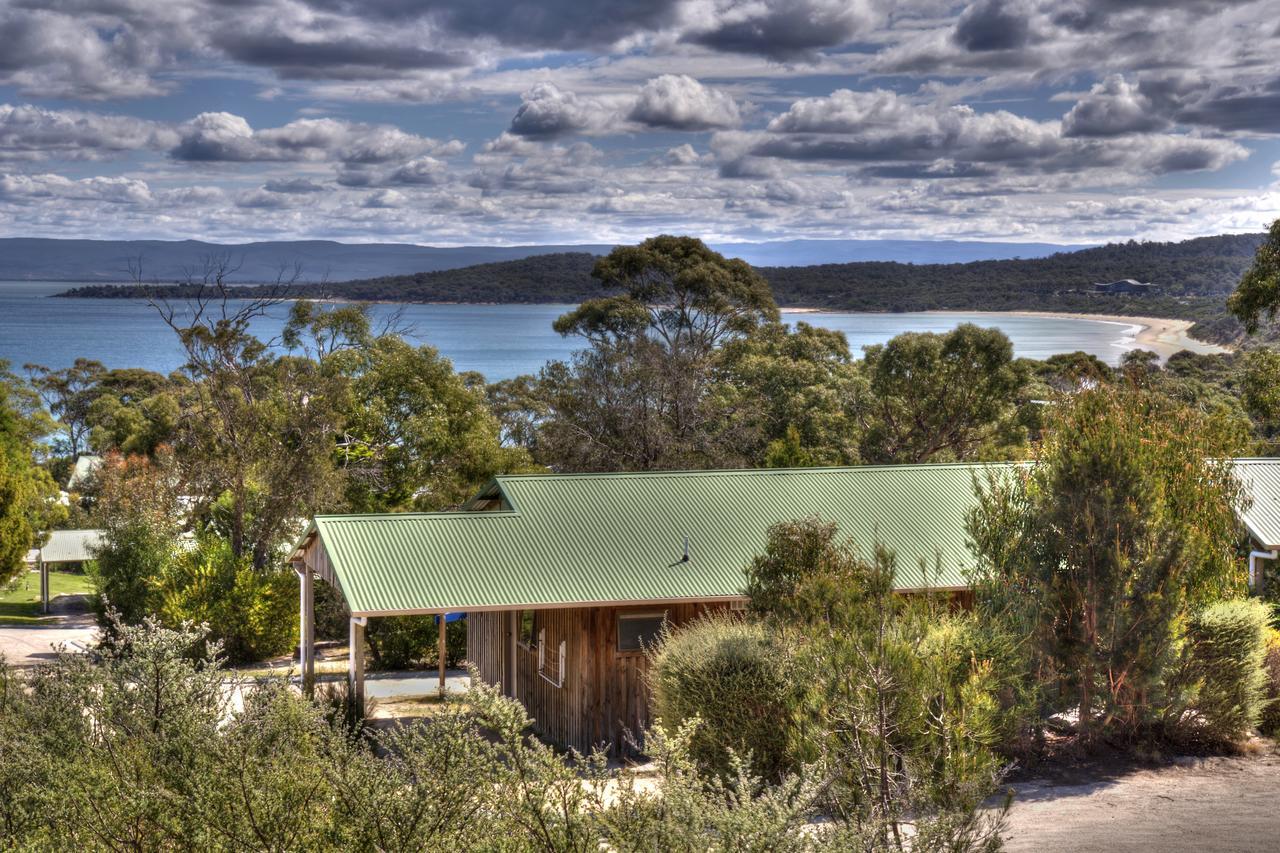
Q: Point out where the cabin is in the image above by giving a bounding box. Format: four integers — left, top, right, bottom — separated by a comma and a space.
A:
1092, 278, 1158, 295
291, 459, 1280, 754
289, 463, 1004, 754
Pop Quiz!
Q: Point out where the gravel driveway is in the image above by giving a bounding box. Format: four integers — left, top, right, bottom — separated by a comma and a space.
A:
1002, 745, 1280, 852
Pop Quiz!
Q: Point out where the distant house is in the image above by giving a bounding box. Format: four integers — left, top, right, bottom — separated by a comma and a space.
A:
24, 529, 104, 614
1093, 278, 1158, 295
65, 454, 103, 491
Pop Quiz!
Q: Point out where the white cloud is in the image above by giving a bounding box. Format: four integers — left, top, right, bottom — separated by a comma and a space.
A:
0, 103, 177, 160
627, 74, 742, 130
172, 112, 463, 164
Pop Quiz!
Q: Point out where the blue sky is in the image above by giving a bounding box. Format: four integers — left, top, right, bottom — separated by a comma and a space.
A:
0, 0, 1277, 246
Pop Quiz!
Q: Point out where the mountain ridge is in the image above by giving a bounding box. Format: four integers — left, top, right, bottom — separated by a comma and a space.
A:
0, 236, 1094, 282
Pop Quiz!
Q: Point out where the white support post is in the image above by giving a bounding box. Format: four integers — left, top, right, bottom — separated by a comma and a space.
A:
39, 555, 48, 615
296, 563, 315, 696
349, 616, 367, 710
438, 615, 447, 698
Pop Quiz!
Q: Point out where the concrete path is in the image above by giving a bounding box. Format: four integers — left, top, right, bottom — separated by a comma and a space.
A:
312, 668, 472, 698
0, 611, 98, 666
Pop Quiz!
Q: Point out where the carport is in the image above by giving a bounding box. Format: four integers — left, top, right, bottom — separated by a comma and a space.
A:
24, 529, 102, 614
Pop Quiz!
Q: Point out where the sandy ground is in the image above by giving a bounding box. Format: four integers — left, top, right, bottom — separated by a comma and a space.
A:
1001, 745, 1280, 852
1002, 311, 1231, 361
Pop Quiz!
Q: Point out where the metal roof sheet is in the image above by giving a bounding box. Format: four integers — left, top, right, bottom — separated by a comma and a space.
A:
24, 529, 104, 564
1234, 459, 1280, 549
302, 463, 1020, 616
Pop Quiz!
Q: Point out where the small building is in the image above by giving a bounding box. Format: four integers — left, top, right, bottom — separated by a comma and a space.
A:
24, 528, 103, 614
1092, 278, 1158, 295
290, 464, 1002, 754
66, 455, 103, 491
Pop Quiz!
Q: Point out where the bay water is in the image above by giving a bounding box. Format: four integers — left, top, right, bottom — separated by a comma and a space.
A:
0, 282, 1150, 380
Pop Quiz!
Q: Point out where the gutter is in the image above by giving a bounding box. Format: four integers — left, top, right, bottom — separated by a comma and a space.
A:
1248, 549, 1276, 594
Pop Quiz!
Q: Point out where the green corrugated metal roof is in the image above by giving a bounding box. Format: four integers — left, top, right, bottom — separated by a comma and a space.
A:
302, 463, 1020, 616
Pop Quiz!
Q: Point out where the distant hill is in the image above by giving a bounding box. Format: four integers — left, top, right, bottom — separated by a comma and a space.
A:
59, 232, 1262, 318
0, 237, 1091, 282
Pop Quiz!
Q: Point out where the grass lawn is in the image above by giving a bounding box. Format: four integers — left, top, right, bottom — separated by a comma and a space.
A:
0, 570, 94, 624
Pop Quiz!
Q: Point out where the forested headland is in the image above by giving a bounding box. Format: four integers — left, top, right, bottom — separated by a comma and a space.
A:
58, 232, 1266, 344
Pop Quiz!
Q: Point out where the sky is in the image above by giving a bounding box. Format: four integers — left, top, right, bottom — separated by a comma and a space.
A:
0, 0, 1278, 247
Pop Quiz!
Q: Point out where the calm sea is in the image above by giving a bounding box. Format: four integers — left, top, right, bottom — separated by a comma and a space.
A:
0, 281, 1150, 379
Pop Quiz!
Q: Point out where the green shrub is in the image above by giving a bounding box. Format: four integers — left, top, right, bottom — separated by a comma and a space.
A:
87, 517, 173, 625
1180, 598, 1272, 744
920, 613, 1040, 757
364, 614, 468, 671
1261, 628, 1280, 737
648, 613, 799, 782
157, 536, 298, 664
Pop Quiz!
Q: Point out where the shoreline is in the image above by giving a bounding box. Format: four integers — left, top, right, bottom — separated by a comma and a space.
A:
1001, 310, 1231, 360
781, 307, 1231, 360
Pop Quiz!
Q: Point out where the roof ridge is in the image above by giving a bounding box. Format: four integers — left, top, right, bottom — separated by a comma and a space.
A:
495, 460, 1027, 482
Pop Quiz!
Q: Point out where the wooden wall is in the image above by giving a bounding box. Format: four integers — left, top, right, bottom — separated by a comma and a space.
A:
466, 602, 724, 756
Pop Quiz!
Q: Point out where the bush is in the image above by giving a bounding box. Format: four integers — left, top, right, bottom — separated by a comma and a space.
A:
649, 613, 799, 782
87, 517, 173, 625
1261, 628, 1280, 737
920, 613, 1040, 757
157, 536, 298, 664
1179, 599, 1272, 744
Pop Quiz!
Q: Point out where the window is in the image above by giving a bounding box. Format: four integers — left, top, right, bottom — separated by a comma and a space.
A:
617, 612, 666, 653
518, 610, 536, 648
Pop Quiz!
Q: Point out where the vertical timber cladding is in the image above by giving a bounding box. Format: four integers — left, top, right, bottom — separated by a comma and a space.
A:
469, 603, 724, 756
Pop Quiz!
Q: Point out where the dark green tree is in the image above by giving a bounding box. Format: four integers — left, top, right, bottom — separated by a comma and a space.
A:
968, 384, 1246, 740
854, 324, 1031, 463
339, 336, 529, 512
527, 236, 780, 472
1227, 218, 1280, 333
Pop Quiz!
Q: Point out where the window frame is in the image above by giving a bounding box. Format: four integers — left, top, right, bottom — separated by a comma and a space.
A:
615, 610, 668, 655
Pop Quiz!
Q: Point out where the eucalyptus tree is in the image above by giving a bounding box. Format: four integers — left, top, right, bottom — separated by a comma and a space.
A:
1227, 218, 1280, 333
854, 323, 1032, 463
520, 236, 781, 471
968, 383, 1247, 740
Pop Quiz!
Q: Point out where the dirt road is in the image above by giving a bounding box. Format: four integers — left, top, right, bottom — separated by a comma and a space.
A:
1002, 746, 1280, 852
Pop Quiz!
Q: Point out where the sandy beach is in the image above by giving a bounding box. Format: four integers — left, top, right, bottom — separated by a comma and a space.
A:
781, 307, 1232, 361
1001, 311, 1231, 361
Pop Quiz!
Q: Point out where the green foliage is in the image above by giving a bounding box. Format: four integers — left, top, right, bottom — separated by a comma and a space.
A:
0, 362, 58, 585
1228, 219, 1280, 333
969, 383, 1247, 740
516, 237, 786, 472
0, 452, 33, 586
855, 323, 1032, 463
718, 321, 860, 466
88, 517, 173, 624
745, 518, 1009, 847
649, 614, 800, 782
364, 615, 438, 671
339, 335, 530, 512
599, 719, 823, 852
157, 536, 298, 664
86, 451, 184, 625
1261, 628, 1280, 737
1174, 599, 1272, 745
